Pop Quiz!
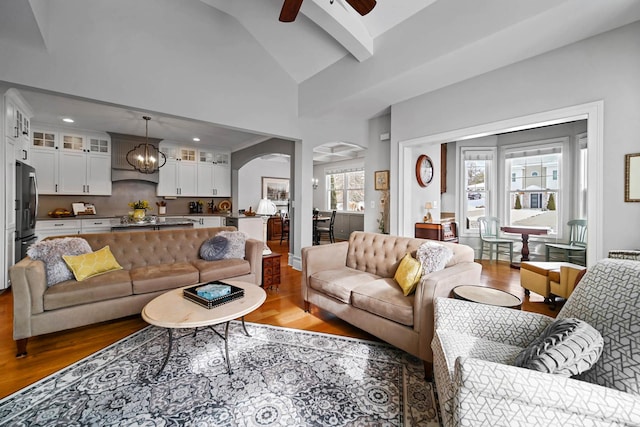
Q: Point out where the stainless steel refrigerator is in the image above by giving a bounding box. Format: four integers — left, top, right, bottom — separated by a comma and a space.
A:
15, 161, 38, 264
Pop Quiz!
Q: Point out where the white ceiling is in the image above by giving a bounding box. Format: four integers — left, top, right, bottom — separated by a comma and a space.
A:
3, 0, 640, 158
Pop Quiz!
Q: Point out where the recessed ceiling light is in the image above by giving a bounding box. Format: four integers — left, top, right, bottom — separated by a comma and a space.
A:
62, 118, 74, 123
193, 137, 200, 142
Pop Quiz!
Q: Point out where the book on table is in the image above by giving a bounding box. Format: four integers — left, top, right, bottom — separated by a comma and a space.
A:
183, 281, 245, 309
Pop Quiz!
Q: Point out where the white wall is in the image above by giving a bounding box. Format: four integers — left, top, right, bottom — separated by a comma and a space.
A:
0, 0, 299, 139
238, 158, 290, 214
391, 21, 640, 255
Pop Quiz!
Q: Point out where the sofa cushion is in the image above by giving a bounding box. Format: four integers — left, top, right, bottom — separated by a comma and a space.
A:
43, 269, 133, 311
130, 262, 199, 294
27, 237, 92, 286
514, 318, 604, 377
393, 253, 422, 296
309, 267, 380, 303
63, 246, 123, 281
192, 258, 252, 282
351, 278, 415, 326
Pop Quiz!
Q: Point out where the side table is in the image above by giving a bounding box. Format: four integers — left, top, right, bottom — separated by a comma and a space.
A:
452, 285, 522, 309
262, 252, 281, 290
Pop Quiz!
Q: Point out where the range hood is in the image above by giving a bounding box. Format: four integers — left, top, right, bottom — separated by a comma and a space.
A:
109, 132, 163, 183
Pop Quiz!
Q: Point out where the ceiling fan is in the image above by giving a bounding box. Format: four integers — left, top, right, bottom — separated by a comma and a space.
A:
279, 0, 376, 22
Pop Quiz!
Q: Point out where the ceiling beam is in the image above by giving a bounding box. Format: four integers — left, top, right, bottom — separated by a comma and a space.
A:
301, 0, 373, 61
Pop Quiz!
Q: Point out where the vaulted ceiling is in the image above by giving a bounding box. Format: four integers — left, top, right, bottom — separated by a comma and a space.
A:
2, 0, 640, 152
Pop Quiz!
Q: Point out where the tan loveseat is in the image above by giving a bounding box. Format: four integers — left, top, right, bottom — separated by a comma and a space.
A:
302, 231, 481, 373
9, 226, 262, 356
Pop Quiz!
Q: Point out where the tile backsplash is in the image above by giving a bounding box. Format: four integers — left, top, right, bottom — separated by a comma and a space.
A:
38, 181, 229, 218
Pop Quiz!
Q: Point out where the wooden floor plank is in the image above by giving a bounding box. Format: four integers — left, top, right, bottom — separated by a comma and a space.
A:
0, 239, 558, 399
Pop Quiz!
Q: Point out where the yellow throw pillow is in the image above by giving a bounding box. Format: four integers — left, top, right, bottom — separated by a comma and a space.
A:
394, 253, 423, 296
63, 246, 123, 281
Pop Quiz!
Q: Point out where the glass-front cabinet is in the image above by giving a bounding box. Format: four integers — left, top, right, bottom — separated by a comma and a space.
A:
30, 126, 112, 195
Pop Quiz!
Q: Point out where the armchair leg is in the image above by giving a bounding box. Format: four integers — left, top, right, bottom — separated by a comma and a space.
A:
16, 338, 28, 358
423, 360, 433, 380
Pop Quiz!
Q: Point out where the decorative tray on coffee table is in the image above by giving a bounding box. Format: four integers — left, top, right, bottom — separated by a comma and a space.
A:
183, 281, 244, 309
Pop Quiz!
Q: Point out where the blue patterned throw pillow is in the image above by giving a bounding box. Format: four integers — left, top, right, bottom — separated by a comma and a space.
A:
514, 318, 603, 377
199, 236, 229, 261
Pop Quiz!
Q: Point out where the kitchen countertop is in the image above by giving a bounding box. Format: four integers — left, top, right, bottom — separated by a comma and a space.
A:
110, 217, 196, 230
38, 213, 232, 221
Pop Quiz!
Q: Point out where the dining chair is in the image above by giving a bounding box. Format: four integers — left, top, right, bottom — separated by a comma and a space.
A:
477, 216, 513, 264
545, 219, 587, 266
316, 210, 336, 244
279, 213, 289, 244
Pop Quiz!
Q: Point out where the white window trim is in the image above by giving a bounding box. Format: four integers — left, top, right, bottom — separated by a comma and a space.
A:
459, 146, 497, 237
500, 137, 570, 237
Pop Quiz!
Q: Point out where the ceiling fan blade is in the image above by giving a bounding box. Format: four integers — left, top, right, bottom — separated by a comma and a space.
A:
344, 0, 376, 16
279, 0, 304, 22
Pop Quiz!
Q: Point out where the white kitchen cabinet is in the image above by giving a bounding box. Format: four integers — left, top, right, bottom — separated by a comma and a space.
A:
35, 219, 81, 242
3, 228, 15, 289
80, 218, 113, 234
157, 145, 197, 196
5, 137, 16, 230
196, 149, 231, 197
30, 127, 111, 195
5, 89, 32, 165
190, 216, 223, 228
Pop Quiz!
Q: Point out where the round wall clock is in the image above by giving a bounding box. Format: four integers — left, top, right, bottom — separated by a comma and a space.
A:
416, 154, 434, 187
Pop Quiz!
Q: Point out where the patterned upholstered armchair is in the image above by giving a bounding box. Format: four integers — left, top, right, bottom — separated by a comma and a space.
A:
432, 259, 640, 426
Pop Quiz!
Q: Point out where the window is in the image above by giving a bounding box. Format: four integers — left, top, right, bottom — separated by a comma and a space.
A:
461, 149, 495, 231
325, 169, 365, 212
504, 142, 562, 232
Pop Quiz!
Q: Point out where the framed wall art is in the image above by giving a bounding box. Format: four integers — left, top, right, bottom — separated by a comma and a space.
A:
375, 170, 389, 190
262, 177, 290, 205
625, 153, 640, 202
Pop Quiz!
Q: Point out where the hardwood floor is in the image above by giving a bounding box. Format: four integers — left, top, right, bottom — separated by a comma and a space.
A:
0, 240, 558, 399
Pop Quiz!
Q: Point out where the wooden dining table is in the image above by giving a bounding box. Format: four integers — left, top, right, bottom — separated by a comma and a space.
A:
500, 225, 550, 268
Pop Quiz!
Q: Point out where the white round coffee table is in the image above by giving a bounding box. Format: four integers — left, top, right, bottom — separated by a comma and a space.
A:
452, 285, 522, 309
142, 280, 266, 377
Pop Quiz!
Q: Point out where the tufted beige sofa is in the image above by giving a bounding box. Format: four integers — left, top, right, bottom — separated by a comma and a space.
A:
9, 226, 262, 356
302, 231, 482, 375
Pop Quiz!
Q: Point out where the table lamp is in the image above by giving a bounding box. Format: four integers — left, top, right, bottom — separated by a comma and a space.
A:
423, 202, 433, 223
256, 198, 277, 255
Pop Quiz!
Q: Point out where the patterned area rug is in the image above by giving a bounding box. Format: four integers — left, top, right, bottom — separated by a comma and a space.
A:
0, 323, 441, 426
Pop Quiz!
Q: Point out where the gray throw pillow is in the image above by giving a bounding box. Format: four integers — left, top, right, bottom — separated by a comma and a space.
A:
215, 231, 248, 259
27, 237, 92, 287
416, 241, 453, 275
514, 318, 603, 377
200, 236, 229, 261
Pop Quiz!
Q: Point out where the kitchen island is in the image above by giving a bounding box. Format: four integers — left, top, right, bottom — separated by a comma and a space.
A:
110, 217, 195, 231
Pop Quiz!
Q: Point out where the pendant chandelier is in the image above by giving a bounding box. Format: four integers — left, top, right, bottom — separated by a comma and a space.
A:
126, 116, 166, 174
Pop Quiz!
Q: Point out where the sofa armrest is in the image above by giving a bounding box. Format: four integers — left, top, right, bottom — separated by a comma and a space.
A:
244, 239, 263, 286
301, 242, 349, 302
434, 297, 554, 347
9, 258, 47, 340
413, 261, 481, 360
454, 357, 640, 425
